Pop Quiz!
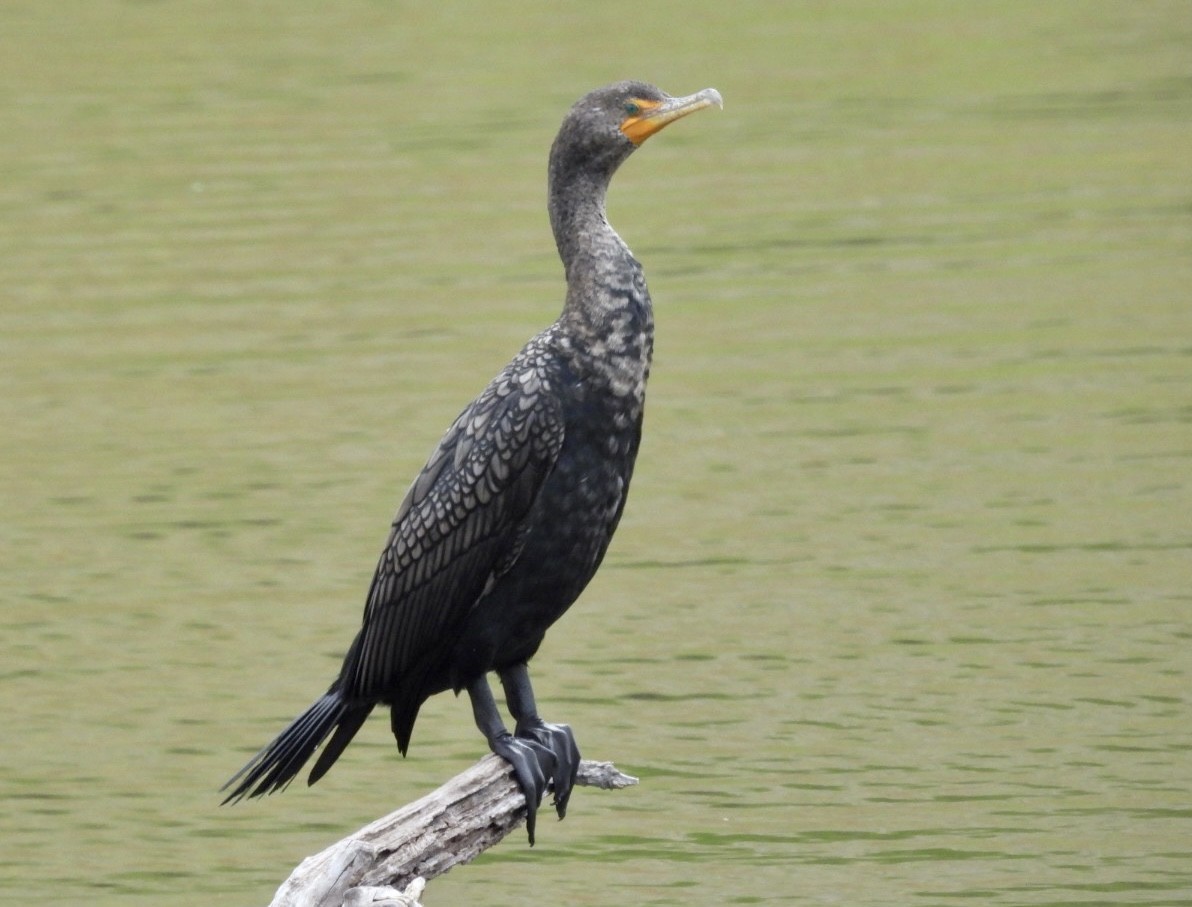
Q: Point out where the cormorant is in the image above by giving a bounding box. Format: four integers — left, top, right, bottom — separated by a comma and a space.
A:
222, 81, 722, 843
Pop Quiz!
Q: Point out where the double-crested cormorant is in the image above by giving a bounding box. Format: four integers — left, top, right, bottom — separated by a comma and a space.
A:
222, 81, 721, 842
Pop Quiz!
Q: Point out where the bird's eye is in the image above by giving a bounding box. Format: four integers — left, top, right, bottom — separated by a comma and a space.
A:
623, 100, 641, 116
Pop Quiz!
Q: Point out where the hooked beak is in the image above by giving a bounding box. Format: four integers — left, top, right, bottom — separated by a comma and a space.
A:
620, 87, 723, 146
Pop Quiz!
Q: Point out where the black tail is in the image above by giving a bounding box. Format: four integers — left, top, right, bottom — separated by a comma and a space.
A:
221, 690, 372, 804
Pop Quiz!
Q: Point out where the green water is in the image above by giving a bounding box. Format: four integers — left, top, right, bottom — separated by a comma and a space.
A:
3, 2, 1190, 904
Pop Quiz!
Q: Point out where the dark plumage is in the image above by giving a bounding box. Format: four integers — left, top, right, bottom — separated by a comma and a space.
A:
222, 81, 721, 842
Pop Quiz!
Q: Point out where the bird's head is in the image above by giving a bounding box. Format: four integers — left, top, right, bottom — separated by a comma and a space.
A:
549, 81, 722, 185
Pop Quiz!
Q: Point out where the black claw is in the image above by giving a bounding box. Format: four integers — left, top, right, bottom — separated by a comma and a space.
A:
517, 720, 581, 820
490, 732, 555, 844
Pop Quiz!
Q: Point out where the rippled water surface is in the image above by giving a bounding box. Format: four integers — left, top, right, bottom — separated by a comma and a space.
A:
3, 2, 1191, 905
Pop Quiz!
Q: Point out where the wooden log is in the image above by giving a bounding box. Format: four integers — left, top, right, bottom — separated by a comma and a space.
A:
267, 757, 638, 907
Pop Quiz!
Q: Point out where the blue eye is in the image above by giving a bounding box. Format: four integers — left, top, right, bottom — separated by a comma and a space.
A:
623, 101, 641, 116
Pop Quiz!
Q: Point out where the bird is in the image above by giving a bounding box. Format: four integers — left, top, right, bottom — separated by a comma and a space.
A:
222, 81, 722, 844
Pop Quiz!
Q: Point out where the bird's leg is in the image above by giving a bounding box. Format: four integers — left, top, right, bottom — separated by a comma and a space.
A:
466, 673, 555, 845
498, 662, 581, 820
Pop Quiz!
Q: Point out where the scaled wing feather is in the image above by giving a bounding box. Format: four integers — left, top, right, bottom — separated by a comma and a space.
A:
344, 366, 564, 698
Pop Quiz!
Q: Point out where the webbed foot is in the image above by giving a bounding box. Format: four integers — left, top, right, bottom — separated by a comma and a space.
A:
517, 719, 581, 818
488, 730, 557, 845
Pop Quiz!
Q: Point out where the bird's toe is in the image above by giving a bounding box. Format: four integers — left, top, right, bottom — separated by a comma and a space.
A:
517, 720, 581, 819
490, 732, 555, 845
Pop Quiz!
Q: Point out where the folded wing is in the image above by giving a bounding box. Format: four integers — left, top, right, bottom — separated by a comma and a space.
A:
341, 364, 564, 701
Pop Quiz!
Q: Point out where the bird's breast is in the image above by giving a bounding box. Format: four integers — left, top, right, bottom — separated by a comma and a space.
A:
557, 293, 654, 410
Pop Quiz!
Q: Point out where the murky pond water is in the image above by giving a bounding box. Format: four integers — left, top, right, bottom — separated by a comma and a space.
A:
3, 2, 1190, 905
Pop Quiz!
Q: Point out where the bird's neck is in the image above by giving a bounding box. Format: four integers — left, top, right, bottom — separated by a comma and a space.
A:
547, 168, 653, 414
549, 170, 651, 338
550, 169, 615, 276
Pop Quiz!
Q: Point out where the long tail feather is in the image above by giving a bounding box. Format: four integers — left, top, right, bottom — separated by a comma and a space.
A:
221, 692, 372, 803
308, 705, 371, 785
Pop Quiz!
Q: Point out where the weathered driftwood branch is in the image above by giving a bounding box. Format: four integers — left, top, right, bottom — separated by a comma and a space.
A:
267, 757, 638, 907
